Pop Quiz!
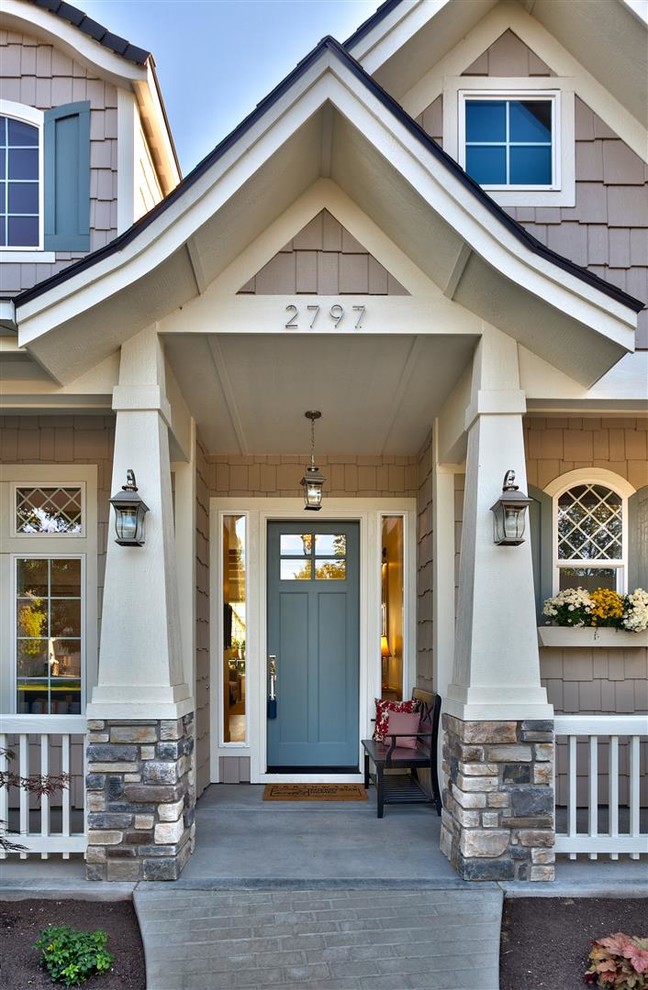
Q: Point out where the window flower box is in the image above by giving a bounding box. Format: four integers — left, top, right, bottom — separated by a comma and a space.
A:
538, 626, 648, 648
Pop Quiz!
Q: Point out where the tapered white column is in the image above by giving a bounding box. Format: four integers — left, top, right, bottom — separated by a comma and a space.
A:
445, 333, 552, 721
88, 329, 192, 719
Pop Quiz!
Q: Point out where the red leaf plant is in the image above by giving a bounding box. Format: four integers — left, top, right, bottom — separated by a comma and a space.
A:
585, 932, 648, 988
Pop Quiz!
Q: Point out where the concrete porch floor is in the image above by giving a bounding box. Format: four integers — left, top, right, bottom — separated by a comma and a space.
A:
1, 783, 646, 895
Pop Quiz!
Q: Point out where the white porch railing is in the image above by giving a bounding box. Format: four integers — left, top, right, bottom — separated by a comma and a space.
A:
0, 715, 86, 858
554, 715, 648, 860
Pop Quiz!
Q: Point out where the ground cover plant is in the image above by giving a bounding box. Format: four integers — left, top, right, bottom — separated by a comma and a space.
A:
35, 924, 113, 986
585, 932, 648, 988
500, 897, 648, 990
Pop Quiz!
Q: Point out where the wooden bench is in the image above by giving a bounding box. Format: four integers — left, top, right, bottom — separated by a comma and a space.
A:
361, 689, 442, 819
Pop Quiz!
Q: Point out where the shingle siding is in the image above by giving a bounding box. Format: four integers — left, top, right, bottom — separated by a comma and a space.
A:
0, 29, 119, 294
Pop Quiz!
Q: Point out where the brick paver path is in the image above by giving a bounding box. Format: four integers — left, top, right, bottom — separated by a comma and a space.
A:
135, 886, 502, 990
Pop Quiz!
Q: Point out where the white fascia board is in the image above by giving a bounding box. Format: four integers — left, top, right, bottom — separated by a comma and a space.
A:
401, 3, 648, 162
0, 1, 147, 88
521, 346, 648, 406
0, 299, 16, 331
349, 0, 447, 68
16, 51, 637, 355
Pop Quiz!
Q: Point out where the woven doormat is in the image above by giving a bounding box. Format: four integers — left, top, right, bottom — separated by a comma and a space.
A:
263, 783, 367, 802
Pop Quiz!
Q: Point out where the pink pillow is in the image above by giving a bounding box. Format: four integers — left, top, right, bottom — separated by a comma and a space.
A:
373, 698, 419, 741
385, 710, 421, 749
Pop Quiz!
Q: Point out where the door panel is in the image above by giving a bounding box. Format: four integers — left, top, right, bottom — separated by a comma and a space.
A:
267, 521, 359, 771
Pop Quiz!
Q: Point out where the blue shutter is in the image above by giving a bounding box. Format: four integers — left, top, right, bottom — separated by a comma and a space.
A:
528, 486, 553, 621
44, 101, 91, 252
628, 486, 648, 591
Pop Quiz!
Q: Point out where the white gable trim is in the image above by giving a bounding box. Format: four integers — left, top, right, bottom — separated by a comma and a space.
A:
400, 3, 647, 163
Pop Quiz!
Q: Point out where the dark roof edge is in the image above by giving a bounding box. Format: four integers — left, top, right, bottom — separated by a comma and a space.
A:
344, 0, 404, 50
27, 0, 151, 65
16, 35, 644, 317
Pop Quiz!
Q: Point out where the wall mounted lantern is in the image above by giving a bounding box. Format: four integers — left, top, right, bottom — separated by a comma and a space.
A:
490, 470, 532, 546
109, 469, 149, 546
300, 411, 326, 511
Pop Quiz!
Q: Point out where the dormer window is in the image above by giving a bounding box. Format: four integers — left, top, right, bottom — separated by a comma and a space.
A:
0, 111, 42, 249
443, 78, 575, 207
463, 96, 554, 188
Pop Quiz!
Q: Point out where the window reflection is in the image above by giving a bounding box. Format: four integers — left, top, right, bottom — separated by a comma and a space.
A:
223, 516, 246, 743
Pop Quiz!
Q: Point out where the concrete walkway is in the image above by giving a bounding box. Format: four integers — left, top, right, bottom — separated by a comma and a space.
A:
2, 784, 647, 990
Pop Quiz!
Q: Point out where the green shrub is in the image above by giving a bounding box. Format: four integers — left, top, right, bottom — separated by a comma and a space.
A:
35, 924, 113, 986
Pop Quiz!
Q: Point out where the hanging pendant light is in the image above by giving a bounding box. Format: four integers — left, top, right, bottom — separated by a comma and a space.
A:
300, 410, 326, 511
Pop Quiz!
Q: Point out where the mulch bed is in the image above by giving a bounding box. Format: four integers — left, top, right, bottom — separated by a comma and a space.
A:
500, 896, 648, 990
0, 898, 146, 989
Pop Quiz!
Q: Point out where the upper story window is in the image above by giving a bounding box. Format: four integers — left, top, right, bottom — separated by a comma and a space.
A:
0, 99, 91, 257
463, 96, 554, 187
0, 110, 43, 249
555, 482, 625, 592
443, 78, 575, 207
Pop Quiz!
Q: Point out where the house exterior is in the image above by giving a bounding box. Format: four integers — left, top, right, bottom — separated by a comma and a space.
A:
0, 0, 646, 883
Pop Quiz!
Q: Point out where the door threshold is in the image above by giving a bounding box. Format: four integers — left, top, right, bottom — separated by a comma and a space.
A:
267, 766, 359, 774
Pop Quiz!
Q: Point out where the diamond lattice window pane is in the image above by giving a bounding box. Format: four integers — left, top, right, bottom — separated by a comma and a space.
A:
16, 487, 82, 534
557, 485, 622, 561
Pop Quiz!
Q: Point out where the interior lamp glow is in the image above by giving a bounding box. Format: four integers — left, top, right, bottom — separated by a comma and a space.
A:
109, 469, 149, 546
490, 470, 532, 546
300, 411, 326, 511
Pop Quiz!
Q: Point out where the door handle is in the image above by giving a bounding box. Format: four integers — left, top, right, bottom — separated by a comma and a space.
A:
268, 655, 277, 718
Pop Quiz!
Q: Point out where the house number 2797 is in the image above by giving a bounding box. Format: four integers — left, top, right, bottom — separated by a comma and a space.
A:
284, 304, 366, 330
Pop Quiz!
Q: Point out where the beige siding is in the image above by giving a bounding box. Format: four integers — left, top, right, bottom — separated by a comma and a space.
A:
0, 29, 119, 295
416, 432, 434, 692
525, 416, 648, 492
239, 210, 409, 296
207, 453, 418, 498
135, 122, 162, 221
462, 30, 553, 77
508, 99, 648, 348
0, 413, 115, 661
194, 433, 210, 796
416, 33, 648, 348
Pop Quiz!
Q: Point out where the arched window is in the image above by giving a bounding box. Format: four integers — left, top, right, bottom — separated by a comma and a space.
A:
0, 109, 42, 249
555, 482, 625, 592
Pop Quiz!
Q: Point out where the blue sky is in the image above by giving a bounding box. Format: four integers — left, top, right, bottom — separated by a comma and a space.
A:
78, 1, 379, 174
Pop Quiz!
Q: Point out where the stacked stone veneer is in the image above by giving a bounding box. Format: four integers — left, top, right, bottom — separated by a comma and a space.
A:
86, 714, 195, 881
441, 715, 555, 882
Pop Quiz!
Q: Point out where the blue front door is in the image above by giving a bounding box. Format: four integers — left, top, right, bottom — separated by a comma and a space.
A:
267, 521, 359, 771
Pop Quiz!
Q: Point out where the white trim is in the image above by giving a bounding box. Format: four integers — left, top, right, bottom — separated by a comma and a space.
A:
400, 3, 647, 164
539, 626, 648, 647
209, 497, 416, 785
0, 464, 97, 716
117, 90, 137, 234
544, 469, 634, 595
445, 79, 575, 207
0, 100, 45, 250
544, 468, 636, 499
0, 252, 56, 263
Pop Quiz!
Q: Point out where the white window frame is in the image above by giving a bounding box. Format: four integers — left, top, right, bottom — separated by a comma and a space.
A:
545, 469, 635, 595
443, 77, 576, 207
0, 100, 50, 255
0, 465, 97, 715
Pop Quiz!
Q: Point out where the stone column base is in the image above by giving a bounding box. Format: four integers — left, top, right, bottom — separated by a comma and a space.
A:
440, 715, 555, 882
85, 713, 195, 881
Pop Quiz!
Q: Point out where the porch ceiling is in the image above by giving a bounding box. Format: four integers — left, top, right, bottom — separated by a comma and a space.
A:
164, 332, 477, 456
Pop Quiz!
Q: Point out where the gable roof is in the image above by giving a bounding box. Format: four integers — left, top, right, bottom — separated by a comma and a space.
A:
13, 35, 642, 390
28, 0, 151, 65
16, 36, 642, 317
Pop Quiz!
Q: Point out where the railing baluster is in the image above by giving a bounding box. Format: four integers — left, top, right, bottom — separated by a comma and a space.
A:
0, 735, 8, 860
588, 735, 599, 860
609, 736, 619, 861
568, 735, 577, 860
61, 735, 71, 861
629, 736, 640, 862
40, 733, 49, 860
19, 734, 29, 860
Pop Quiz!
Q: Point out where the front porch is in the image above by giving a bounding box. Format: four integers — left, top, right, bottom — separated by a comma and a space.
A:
1, 783, 646, 895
